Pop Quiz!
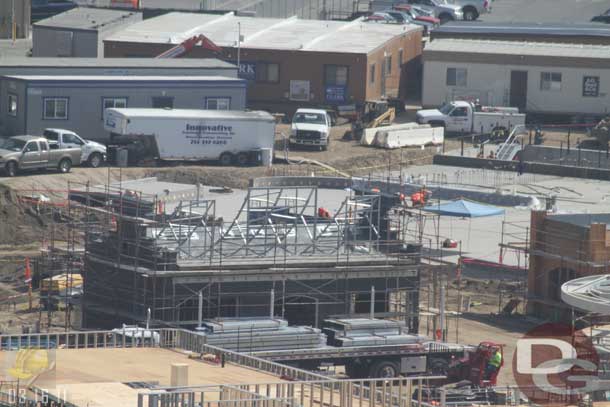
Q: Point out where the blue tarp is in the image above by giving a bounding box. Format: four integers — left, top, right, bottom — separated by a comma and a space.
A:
423, 199, 505, 218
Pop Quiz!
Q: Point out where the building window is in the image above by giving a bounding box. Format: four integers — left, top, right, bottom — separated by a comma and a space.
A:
152, 96, 174, 108
256, 62, 279, 83
324, 65, 348, 86
102, 97, 127, 118
385, 55, 392, 75
398, 49, 404, 66
370, 64, 376, 84
43, 98, 68, 120
8, 94, 17, 117
446, 68, 467, 87
540, 72, 562, 91
206, 97, 231, 110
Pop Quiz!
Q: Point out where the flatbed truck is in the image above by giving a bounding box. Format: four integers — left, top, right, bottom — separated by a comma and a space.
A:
253, 341, 475, 379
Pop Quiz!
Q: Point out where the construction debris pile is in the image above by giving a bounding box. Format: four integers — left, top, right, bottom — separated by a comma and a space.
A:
323, 318, 426, 347
197, 318, 327, 352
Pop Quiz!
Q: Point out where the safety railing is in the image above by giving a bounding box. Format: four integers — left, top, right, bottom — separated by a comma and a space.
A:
137, 377, 444, 407
138, 384, 296, 407
0, 328, 328, 383
160, 329, 330, 382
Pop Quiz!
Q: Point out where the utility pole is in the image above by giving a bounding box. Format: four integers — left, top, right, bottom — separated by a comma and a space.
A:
237, 22, 242, 74
11, 0, 16, 43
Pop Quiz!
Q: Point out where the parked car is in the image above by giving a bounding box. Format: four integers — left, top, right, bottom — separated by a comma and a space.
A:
444, 0, 490, 20
31, 0, 77, 23
366, 12, 399, 23
392, 5, 441, 26
290, 109, 332, 151
0, 136, 81, 177
592, 9, 610, 23
406, 0, 464, 23
381, 9, 438, 33
42, 129, 107, 168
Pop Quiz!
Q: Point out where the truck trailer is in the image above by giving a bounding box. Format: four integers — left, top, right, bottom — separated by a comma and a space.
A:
104, 108, 276, 166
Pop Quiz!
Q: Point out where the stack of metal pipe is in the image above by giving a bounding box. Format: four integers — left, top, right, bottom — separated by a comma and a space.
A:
197, 318, 327, 352
323, 318, 426, 347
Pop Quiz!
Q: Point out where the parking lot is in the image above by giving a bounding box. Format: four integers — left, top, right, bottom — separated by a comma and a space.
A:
481, 0, 609, 23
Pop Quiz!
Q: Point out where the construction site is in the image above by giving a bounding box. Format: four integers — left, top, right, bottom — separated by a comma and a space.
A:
0, 115, 610, 406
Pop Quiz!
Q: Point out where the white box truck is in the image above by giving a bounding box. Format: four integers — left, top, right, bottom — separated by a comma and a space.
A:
104, 108, 276, 166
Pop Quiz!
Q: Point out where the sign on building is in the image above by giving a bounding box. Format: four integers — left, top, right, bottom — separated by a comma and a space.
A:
325, 86, 346, 103
290, 80, 310, 101
583, 76, 600, 97
238, 62, 256, 81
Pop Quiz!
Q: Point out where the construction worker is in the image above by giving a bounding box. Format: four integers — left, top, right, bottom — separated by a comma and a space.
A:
485, 347, 502, 379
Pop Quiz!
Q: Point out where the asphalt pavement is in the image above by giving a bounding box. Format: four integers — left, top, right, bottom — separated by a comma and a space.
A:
481, 0, 610, 23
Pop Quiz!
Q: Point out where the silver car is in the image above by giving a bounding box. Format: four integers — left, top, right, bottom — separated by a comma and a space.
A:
406, 0, 464, 23
445, 0, 490, 20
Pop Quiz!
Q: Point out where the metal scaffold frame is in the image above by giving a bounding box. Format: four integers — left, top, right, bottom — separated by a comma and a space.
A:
14, 171, 431, 330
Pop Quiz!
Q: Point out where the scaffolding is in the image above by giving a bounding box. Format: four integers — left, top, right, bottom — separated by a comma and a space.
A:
30, 178, 425, 330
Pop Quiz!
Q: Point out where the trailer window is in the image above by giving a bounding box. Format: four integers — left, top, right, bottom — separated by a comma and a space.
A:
152, 96, 174, 109
370, 64, 376, 84
43, 98, 68, 120
206, 98, 230, 110
446, 68, 467, 87
540, 72, 562, 91
102, 97, 127, 118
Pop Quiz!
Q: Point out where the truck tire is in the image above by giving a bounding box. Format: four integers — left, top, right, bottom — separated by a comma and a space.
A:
439, 13, 453, 24
88, 152, 103, 168
236, 152, 249, 166
219, 152, 233, 166
58, 158, 72, 174
5, 161, 17, 177
463, 6, 478, 20
369, 361, 400, 378
429, 121, 446, 129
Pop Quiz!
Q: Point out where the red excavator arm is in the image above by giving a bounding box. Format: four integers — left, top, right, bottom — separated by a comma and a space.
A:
156, 35, 222, 59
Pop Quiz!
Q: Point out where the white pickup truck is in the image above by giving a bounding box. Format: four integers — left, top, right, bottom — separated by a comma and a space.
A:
289, 109, 332, 151
42, 128, 107, 168
416, 101, 525, 136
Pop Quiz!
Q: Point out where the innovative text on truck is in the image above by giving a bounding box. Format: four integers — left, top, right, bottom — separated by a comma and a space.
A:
104, 108, 276, 166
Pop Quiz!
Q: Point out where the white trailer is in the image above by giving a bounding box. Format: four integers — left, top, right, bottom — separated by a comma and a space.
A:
104, 108, 276, 166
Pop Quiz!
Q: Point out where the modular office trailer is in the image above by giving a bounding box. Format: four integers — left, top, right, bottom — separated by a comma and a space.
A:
0, 75, 247, 141
422, 39, 610, 118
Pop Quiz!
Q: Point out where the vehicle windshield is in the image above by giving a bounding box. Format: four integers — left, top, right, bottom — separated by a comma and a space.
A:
439, 103, 455, 115
43, 130, 59, 141
294, 113, 326, 125
0, 138, 26, 152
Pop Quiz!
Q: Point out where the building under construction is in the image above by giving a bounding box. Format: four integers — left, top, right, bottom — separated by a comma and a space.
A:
72, 179, 424, 330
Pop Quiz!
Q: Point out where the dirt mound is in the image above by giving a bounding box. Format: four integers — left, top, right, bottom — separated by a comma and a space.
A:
0, 185, 45, 246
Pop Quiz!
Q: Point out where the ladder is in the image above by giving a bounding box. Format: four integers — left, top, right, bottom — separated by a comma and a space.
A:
496, 125, 526, 161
